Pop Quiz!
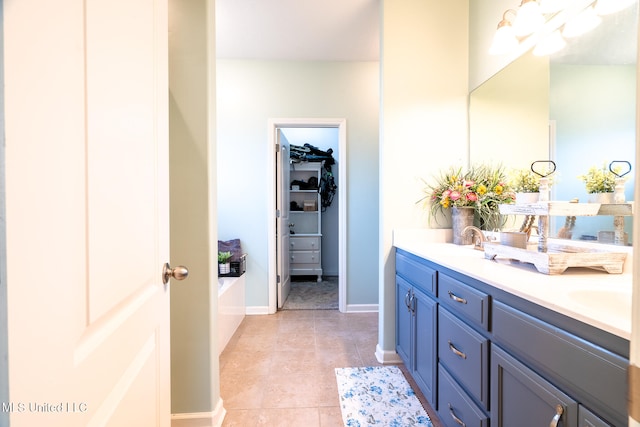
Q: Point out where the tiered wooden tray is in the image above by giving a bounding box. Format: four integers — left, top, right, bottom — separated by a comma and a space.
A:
498, 201, 633, 217
485, 201, 633, 275
483, 241, 627, 275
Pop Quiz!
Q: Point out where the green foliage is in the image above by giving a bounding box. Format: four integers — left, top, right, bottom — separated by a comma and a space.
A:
218, 251, 232, 263
507, 168, 553, 193
578, 163, 621, 194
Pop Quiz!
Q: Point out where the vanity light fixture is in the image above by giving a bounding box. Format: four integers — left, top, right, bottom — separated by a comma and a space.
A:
513, 0, 546, 36
489, 10, 519, 55
488, 0, 633, 56
533, 29, 567, 55
594, 0, 637, 15
539, 0, 568, 13
562, 5, 602, 37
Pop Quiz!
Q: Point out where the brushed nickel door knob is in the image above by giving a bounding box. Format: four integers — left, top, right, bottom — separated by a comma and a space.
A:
162, 263, 189, 284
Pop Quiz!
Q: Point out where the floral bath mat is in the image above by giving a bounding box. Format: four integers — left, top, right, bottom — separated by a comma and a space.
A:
335, 366, 432, 426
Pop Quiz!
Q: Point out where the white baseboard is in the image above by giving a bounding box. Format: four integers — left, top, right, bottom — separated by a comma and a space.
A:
247, 305, 378, 314
245, 306, 270, 315
344, 304, 378, 313
171, 398, 226, 427
375, 343, 402, 364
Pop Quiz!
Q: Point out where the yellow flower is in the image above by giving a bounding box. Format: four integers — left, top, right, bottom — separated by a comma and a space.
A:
495, 184, 503, 195
477, 184, 487, 195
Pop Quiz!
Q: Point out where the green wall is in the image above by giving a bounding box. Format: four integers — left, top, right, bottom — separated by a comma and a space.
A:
216, 60, 380, 310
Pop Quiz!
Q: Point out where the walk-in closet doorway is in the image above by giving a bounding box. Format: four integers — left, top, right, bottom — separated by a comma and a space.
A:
268, 118, 347, 313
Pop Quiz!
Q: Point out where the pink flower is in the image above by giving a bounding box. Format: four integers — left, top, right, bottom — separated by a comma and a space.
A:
464, 180, 475, 187
466, 192, 478, 202
449, 190, 461, 201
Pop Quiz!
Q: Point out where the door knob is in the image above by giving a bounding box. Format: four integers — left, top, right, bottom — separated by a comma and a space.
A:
162, 262, 189, 284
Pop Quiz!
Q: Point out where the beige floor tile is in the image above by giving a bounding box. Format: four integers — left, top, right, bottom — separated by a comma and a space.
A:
319, 406, 344, 427
233, 332, 278, 353
220, 372, 268, 410
271, 349, 321, 374
261, 373, 324, 408
275, 332, 317, 351
221, 350, 273, 376
259, 408, 321, 427
222, 408, 321, 427
219, 309, 444, 427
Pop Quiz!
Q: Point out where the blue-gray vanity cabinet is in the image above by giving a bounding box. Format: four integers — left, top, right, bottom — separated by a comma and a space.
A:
579, 406, 613, 427
396, 250, 438, 407
438, 306, 489, 410
439, 363, 489, 427
436, 272, 490, 425
396, 276, 413, 365
394, 248, 628, 427
492, 300, 627, 426
439, 272, 489, 330
492, 345, 578, 427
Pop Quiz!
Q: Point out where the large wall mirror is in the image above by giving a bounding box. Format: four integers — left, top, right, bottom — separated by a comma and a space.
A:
470, 2, 638, 245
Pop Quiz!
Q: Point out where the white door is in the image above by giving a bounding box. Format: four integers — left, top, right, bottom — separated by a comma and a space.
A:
4, 1, 175, 426
276, 129, 291, 308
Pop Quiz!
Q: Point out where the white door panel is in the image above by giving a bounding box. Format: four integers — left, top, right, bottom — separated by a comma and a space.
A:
276, 129, 291, 308
4, 1, 171, 426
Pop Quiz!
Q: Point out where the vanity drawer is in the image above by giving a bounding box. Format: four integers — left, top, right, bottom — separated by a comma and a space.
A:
396, 250, 436, 296
438, 364, 489, 427
439, 273, 489, 330
290, 251, 320, 264
438, 307, 489, 409
290, 236, 320, 251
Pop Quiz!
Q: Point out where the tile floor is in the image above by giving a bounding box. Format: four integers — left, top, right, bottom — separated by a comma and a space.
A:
219, 309, 443, 426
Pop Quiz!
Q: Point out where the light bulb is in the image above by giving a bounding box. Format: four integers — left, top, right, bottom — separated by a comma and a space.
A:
513, 0, 545, 37
539, 0, 568, 14
489, 22, 519, 55
533, 30, 567, 55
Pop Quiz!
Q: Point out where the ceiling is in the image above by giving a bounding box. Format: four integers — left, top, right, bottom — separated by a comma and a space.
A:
215, 0, 380, 61
214, 0, 637, 64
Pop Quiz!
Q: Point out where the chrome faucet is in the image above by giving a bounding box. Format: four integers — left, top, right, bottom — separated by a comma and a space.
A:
461, 225, 486, 251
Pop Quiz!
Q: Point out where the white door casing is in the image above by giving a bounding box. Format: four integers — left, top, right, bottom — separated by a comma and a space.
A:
276, 129, 291, 309
4, 1, 171, 426
267, 118, 347, 313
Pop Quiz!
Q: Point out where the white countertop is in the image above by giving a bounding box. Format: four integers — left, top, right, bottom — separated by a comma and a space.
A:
393, 229, 632, 340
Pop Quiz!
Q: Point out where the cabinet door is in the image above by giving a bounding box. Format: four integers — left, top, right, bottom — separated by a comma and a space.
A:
396, 276, 413, 367
578, 405, 612, 427
492, 346, 578, 427
413, 285, 437, 407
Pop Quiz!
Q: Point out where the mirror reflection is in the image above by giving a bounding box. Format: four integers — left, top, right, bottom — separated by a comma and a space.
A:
470, 2, 638, 245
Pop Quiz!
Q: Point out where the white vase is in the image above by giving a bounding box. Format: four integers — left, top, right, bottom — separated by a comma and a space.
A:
219, 262, 231, 275
515, 192, 540, 205
588, 192, 614, 204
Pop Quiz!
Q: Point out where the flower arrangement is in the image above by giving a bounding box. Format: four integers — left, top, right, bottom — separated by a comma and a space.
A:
508, 168, 552, 193
422, 164, 514, 229
578, 163, 620, 193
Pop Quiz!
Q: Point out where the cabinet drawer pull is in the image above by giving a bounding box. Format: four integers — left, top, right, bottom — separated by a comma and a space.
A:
404, 290, 411, 312
448, 290, 467, 304
409, 293, 416, 314
448, 341, 467, 359
549, 404, 563, 427
448, 403, 466, 427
